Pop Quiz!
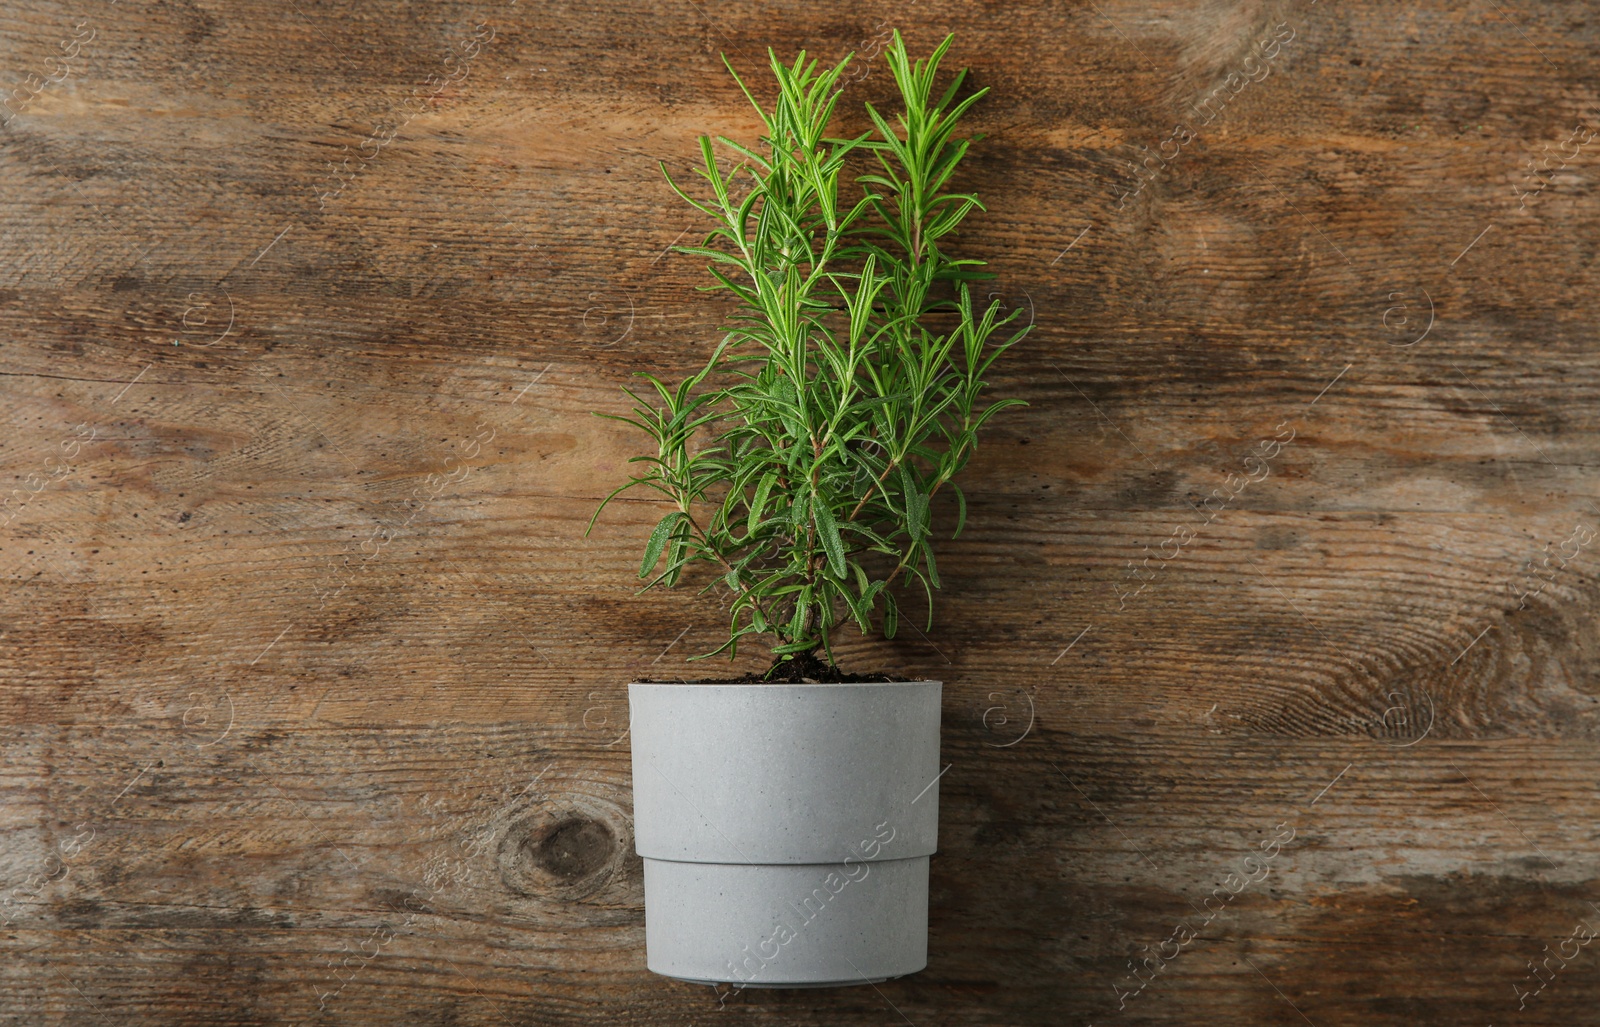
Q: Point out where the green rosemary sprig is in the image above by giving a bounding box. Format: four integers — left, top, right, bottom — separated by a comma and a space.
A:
590, 31, 1028, 669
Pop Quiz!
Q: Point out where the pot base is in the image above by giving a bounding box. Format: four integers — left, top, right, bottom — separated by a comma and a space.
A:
642, 856, 929, 986
670, 976, 895, 988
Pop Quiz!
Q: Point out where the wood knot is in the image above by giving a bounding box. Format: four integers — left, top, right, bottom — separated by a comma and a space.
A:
494, 790, 637, 909
529, 818, 614, 880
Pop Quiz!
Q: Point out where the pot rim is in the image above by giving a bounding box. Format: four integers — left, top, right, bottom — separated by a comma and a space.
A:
627, 679, 942, 688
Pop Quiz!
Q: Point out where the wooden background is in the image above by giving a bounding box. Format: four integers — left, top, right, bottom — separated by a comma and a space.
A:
3, 0, 1599, 1023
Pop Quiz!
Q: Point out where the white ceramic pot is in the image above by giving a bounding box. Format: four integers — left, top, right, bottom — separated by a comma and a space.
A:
628, 680, 942, 987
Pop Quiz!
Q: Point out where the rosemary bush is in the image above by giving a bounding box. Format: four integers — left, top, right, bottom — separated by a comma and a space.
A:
591, 32, 1027, 670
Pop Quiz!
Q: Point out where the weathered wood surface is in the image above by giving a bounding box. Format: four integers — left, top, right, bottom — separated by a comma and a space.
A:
3, 0, 1600, 1023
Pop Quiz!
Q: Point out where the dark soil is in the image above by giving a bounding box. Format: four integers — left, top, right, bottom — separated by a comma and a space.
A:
637, 651, 897, 684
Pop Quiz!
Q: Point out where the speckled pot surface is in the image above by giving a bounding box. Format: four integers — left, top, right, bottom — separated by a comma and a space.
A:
628, 681, 942, 987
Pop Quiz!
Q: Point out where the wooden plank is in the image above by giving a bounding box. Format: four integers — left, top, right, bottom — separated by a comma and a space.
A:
3, 0, 1599, 1023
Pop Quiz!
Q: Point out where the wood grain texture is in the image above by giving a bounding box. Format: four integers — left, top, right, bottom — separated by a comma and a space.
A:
3, 0, 1599, 1023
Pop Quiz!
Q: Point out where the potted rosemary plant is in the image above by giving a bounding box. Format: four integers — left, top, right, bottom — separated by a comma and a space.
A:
590, 32, 1026, 988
